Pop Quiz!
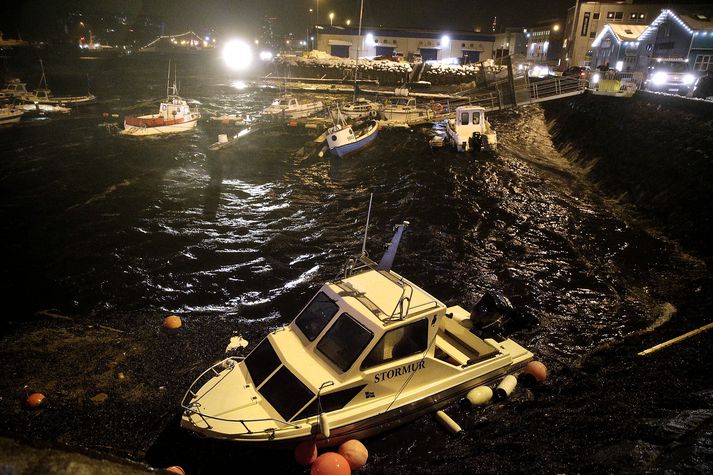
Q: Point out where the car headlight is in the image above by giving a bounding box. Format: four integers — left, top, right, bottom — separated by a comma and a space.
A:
683, 74, 695, 85
652, 72, 668, 86
592, 73, 600, 84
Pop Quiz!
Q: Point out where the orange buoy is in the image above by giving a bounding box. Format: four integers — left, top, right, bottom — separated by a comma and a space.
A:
294, 439, 318, 466
163, 315, 182, 331
25, 392, 46, 409
310, 452, 351, 475
338, 439, 368, 470
164, 466, 185, 475
523, 361, 548, 383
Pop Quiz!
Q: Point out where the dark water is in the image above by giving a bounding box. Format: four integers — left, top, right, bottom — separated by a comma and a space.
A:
1, 55, 712, 473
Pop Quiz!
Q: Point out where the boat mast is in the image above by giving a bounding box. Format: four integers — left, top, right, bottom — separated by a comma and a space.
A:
352, 0, 365, 102
166, 59, 171, 96
38, 59, 47, 90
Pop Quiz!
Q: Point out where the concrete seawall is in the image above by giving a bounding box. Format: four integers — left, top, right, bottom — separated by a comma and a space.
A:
542, 93, 713, 264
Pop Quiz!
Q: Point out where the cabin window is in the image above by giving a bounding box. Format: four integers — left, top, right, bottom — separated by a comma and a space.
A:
473, 113, 480, 124
292, 384, 367, 421
244, 338, 282, 387
258, 366, 315, 421
317, 313, 373, 372
460, 112, 469, 125
361, 319, 428, 370
295, 292, 339, 341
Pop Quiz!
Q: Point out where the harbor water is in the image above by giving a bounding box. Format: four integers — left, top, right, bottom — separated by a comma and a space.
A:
1, 54, 712, 473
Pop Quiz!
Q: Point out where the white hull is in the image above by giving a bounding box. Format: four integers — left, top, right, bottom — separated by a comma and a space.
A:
121, 117, 198, 136
17, 103, 71, 114
0, 111, 23, 125
264, 104, 323, 119
22, 94, 96, 105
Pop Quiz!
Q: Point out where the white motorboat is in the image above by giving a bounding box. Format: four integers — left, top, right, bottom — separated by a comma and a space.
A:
181, 212, 534, 447
21, 60, 95, 106
445, 105, 498, 152
0, 79, 29, 100
17, 103, 71, 114
121, 62, 200, 137
262, 94, 324, 119
0, 104, 24, 125
381, 97, 434, 124
329, 98, 382, 121
326, 118, 379, 158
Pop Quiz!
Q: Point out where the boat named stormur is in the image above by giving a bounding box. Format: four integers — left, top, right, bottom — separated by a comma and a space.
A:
181, 216, 533, 447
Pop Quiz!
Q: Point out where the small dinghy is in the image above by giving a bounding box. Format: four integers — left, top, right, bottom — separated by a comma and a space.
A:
181, 202, 534, 447
325, 108, 379, 158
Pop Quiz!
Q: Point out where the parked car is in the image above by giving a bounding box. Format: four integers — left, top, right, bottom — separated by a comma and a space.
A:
692, 71, 713, 99
563, 66, 588, 78
644, 60, 698, 95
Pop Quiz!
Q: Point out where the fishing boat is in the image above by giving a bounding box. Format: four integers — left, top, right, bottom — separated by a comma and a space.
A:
121, 62, 200, 136
381, 97, 434, 124
262, 94, 324, 119
445, 105, 497, 152
0, 79, 29, 100
21, 60, 95, 106
326, 117, 379, 158
0, 104, 24, 125
181, 207, 534, 447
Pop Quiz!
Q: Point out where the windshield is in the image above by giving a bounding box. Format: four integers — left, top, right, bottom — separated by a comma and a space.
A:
295, 292, 339, 341
316, 313, 373, 372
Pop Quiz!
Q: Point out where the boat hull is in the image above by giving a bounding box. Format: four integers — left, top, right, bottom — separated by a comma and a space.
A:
0, 112, 22, 125
121, 117, 198, 136
328, 122, 379, 158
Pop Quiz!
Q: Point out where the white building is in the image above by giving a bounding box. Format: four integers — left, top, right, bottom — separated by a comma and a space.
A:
562, 1, 671, 68
314, 25, 495, 63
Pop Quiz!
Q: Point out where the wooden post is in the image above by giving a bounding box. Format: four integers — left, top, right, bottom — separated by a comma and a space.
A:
506, 55, 517, 108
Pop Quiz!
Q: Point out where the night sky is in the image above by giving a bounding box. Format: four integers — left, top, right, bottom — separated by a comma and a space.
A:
2, 0, 711, 40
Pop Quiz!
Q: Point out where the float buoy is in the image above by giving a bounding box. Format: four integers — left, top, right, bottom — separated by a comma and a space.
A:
338, 439, 368, 470
435, 410, 462, 434
310, 452, 351, 475
522, 361, 548, 384
164, 466, 185, 475
163, 315, 182, 331
466, 386, 493, 406
25, 392, 46, 409
294, 439, 318, 466
495, 374, 517, 400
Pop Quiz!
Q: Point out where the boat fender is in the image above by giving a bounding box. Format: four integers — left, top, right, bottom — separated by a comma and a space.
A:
319, 412, 331, 438
435, 410, 462, 434
520, 361, 548, 386
495, 374, 517, 400
466, 386, 493, 406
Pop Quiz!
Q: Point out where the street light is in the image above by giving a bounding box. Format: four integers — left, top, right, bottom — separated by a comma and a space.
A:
553, 24, 560, 32
329, 12, 334, 26
346, 19, 351, 26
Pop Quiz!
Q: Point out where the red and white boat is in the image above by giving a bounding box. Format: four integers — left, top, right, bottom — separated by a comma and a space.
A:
122, 63, 200, 136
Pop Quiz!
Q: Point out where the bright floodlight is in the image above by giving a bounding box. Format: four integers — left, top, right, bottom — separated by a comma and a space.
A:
223, 39, 252, 71
441, 35, 450, 47
259, 50, 273, 61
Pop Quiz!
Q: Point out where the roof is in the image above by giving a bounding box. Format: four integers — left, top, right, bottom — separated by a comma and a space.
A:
608, 24, 647, 41
315, 24, 495, 42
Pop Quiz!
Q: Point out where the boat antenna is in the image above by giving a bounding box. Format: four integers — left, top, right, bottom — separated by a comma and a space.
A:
166, 59, 171, 96
361, 192, 373, 256
352, 0, 365, 102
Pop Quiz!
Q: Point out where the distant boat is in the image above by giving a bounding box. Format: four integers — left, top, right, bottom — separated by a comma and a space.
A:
381, 96, 434, 123
21, 60, 96, 106
0, 79, 29, 100
326, 110, 379, 158
0, 104, 24, 125
121, 61, 200, 136
262, 94, 324, 119
329, 98, 382, 121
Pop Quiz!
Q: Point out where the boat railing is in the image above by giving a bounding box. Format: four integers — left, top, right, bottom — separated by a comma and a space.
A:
181, 357, 302, 435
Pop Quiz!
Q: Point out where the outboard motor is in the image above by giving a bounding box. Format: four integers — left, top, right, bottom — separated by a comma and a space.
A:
470, 291, 537, 339
469, 132, 483, 152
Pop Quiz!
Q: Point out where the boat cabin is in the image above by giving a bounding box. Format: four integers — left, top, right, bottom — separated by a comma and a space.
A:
453, 106, 486, 135
385, 97, 418, 109
159, 96, 191, 119
272, 96, 299, 108
0, 80, 28, 97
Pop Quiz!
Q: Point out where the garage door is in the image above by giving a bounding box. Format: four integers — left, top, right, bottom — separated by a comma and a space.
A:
375, 46, 395, 57
462, 50, 480, 64
419, 48, 438, 61
330, 45, 350, 58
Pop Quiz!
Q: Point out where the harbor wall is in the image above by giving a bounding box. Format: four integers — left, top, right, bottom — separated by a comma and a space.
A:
541, 93, 713, 263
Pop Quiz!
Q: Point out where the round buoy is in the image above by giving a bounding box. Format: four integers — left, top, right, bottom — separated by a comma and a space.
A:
338, 439, 368, 470
164, 466, 185, 475
163, 315, 182, 331
523, 361, 548, 383
25, 392, 46, 409
310, 452, 351, 475
294, 439, 318, 466
495, 375, 518, 400
466, 386, 493, 406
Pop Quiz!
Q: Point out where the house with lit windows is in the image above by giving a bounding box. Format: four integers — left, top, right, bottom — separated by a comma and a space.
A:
590, 24, 647, 71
